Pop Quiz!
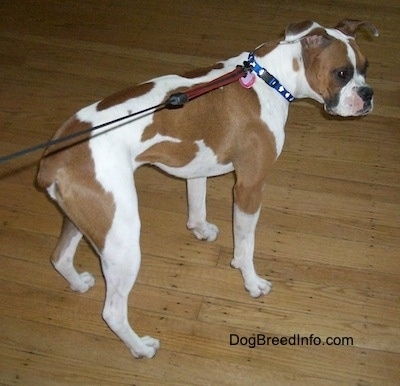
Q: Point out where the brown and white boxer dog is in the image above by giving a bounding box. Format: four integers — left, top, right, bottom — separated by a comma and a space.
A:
37, 20, 378, 358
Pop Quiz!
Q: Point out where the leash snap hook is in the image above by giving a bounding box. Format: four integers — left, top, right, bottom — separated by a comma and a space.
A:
241, 61, 253, 74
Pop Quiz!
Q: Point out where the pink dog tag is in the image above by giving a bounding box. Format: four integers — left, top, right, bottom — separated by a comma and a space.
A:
239, 72, 256, 89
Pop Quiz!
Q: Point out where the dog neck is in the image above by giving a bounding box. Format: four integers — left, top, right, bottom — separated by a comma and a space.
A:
253, 40, 322, 103
246, 52, 295, 103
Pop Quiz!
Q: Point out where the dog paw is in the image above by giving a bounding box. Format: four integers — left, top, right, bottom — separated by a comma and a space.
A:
70, 272, 95, 293
130, 336, 160, 359
245, 276, 272, 298
189, 222, 219, 242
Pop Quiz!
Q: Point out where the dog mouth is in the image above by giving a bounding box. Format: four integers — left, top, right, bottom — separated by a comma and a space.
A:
324, 88, 374, 117
324, 101, 373, 117
356, 103, 373, 116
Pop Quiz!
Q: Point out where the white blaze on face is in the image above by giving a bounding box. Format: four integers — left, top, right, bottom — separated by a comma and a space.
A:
325, 28, 372, 116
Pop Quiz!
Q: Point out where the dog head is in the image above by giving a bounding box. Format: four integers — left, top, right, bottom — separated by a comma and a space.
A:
285, 19, 379, 117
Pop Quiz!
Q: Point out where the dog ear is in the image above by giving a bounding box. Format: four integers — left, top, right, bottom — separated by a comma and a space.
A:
335, 19, 379, 38
285, 21, 332, 49
302, 33, 332, 50
285, 20, 315, 39
285, 20, 322, 42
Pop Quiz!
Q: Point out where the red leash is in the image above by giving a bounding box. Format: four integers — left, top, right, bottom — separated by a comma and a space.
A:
167, 65, 249, 106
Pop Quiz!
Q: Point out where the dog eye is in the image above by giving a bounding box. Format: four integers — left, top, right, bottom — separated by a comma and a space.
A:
334, 68, 353, 84
337, 70, 348, 79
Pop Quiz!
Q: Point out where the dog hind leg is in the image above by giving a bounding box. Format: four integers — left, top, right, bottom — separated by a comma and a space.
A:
186, 177, 219, 241
51, 216, 95, 293
100, 181, 160, 358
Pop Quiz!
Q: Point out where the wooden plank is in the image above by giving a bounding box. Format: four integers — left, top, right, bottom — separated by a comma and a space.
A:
217, 248, 400, 295
2, 310, 399, 386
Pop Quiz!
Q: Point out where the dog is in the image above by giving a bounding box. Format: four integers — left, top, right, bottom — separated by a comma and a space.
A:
37, 19, 378, 358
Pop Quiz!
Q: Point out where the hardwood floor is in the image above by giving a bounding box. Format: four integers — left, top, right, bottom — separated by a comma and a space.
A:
0, 1, 399, 384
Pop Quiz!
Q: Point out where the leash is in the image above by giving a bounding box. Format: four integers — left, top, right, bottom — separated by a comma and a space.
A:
0, 65, 249, 164
0, 53, 294, 164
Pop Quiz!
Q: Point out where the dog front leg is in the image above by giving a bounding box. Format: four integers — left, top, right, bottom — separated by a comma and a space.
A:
186, 177, 219, 241
231, 188, 272, 297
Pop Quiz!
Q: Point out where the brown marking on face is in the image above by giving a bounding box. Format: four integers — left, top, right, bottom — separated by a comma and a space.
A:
37, 116, 116, 251
137, 80, 277, 214
348, 40, 369, 75
96, 82, 154, 111
182, 62, 224, 79
302, 38, 352, 103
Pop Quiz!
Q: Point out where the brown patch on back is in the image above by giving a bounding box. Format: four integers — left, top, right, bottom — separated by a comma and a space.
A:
37, 116, 116, 251
96, 82, 154, 111
182, 63, 224, 79
137, 81, 277, 214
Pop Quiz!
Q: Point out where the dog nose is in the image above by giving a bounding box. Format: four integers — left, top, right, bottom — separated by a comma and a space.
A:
358, 86, 374, 100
